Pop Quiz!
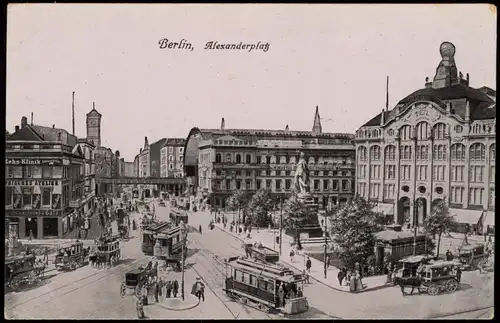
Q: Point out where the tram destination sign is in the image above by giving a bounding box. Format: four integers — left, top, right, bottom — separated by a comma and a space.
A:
5, 158, 63, 166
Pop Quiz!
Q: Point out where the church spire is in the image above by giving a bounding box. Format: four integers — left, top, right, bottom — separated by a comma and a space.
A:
312, 106, 322, 134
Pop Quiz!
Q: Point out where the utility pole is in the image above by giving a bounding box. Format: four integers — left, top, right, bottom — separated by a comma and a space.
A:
324, 201, 331, 279
279, 197, 283, 255
180, 221, 187, 301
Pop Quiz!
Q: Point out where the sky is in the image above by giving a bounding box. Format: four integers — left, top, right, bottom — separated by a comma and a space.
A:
7, 4, 497, 161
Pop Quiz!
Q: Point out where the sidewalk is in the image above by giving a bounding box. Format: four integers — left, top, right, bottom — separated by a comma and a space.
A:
214, 223, 390, 293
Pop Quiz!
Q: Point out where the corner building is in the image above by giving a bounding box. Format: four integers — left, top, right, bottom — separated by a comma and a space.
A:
184, 108, 356, 210
355, 42, 496, 233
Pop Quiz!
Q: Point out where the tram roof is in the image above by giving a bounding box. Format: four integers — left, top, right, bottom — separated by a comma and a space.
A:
145, 221, 172, 232
5, 254, 35, 264
227, 257, 302, 283
424, 261, 461, 269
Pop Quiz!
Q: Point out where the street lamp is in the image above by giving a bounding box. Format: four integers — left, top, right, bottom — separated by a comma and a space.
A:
324, 201, 332, 279
179, 220, 188, 301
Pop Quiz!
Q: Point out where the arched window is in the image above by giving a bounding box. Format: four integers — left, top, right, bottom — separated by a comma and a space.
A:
372, 129, 378, 138
433, 123, 446, 140
399, 125, 412, 141
358, 146, 367, 161
266, 156, 271, 164
384, 145, 396, 161
280, 156, 287, 164
235, 154, 242, 163
369, 145, 381, 161
216, 153, 222, 163
451, 143, 466, 161
416, 122, 429, 140
401, 145, 412, 160
490, 144, 496, 162
470, 143, 486, 161
246, 154, 252, 164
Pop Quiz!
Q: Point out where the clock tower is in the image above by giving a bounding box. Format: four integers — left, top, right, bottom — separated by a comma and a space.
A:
86, 102, 102, 147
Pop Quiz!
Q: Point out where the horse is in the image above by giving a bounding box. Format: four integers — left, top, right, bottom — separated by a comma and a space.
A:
398, 276, 422, 296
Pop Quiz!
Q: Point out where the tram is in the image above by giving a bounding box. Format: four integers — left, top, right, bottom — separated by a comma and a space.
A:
141, 221, 172, 255
154, 225, 187, 269
223, 256, 309, 315
169, 209, 189, 226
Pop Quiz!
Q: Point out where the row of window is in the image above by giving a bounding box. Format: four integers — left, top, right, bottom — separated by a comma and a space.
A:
232, 269, 275, 293
358, 143, 495, 162
214, 178, 351, 191
5, 187, 68, 209
6, 165, 70, 179
215, 153, 352, 165
210, 170, 353, 178
357, 184, 495, 207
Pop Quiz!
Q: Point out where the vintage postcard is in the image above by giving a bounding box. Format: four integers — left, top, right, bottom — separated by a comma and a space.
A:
4, 3, 495, 320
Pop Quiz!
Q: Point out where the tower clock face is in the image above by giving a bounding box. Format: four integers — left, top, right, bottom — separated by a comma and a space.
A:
90, 119, 98, 126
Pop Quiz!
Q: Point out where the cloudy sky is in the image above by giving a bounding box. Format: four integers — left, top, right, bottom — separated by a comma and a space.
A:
7, 4, 496, 161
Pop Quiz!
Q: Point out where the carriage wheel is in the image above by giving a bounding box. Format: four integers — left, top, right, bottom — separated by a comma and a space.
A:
241, 297, 248, 304
445, 279, 459, 292
69, 261, 77, 271
427, 284, 440, 296
120, 283, 127, 298
10, 276, 21, 291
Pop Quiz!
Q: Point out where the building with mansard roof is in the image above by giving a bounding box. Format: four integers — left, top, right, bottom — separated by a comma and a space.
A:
183, 107, 356, 211
355, 42, 495, 234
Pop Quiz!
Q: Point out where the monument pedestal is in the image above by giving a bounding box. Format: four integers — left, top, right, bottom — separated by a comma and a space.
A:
286, 194, 327, 240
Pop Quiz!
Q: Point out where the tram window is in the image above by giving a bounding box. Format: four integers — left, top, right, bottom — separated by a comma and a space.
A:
258, 279, 267, 290
249, 275, 253, 286
267, 280, 274, 293
249, 275, 257, 286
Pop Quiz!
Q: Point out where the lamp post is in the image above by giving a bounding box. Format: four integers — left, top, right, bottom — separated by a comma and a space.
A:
279, 197, 283, 256
180, 220, 187, 301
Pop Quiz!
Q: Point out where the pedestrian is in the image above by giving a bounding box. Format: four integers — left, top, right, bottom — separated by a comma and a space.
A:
199, 224, 202, 235
142, 285, 149, 306
136, 296, 146, 319
306, 257, 312, 273
326, 255, 331, 269
278, 283, 285, 307
268, 223, 271, 232
456, 267, 462, 282
43, 247, 49, 266
303, 269, 310, 284
28, 229, 34, 242
166, 280, 172, 298
172, 279, 179, 298
289, 249, 295, 263
337, 268, 345, 286
158, 278, 163, 297
153, 280, 160, 303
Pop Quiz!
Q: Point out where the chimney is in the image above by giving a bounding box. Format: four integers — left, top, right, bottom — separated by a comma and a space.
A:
21, 116, 28, 128
53, 124, 55, 129
380, 109, 385, 125
15, 125, 20, 132
385, 76, 389, 112
57, 132, 62, 141
465, 101, 471, 122
466, 73, 470, 82
425, 77, 432, 88
31, 112, 33, 125
221, 118, 225, 131
446, 102, 452, 114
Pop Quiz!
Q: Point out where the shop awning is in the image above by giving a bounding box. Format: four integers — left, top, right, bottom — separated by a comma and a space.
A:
484, 211, 495, 227
449, 208, 483, 225
372, 203, 394, 215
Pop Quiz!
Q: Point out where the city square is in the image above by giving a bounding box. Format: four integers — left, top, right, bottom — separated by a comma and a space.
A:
5, 4, 495, 320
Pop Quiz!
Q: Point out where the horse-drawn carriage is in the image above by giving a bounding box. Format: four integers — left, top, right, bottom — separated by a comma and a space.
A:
392, 255, 434, 285
119, 263, 157, 298
92, 236, 121, 268
397, 261, 462, 296
5, 254, 45, 291
54, 241, 88, 271
458, 244, 491, 271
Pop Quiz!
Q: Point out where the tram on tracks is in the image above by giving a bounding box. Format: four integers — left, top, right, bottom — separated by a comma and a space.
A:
223, 256, 309, 315
154, 225, 187, 270
141, 221, 172, 255
169, 209, 189, 226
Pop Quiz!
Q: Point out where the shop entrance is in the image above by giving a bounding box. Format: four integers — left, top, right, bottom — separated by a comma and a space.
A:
43, 218, 59, 238
25, 217, 38, 239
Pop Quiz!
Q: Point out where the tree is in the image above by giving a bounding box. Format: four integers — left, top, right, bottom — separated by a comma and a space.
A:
423, 199, 457, 258
328, 196, 384, 272
227, 190, 250, 224
282, 194, 317, 249
246, 189, 275, 227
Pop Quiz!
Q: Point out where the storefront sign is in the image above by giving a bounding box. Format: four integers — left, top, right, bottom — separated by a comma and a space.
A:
5, 180, 60, 187
5, 158, 62, 166
6, 209, 62, 217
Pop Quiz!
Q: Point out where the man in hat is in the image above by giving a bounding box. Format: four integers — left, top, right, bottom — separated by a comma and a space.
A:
191, 277, 205, 302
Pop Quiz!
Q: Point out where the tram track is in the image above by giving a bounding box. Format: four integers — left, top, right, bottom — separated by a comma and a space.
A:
188, 234, 274, 319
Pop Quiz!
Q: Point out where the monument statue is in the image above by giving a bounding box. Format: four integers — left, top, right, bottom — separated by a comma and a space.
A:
294, 152, 311, 195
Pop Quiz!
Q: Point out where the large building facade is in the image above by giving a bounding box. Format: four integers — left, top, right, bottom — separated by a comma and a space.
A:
150, 138, 167, 178
160, 138, 186, 178
355, 42, 496, 233
184, 108, 356, 210
5, 117, 85, 239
